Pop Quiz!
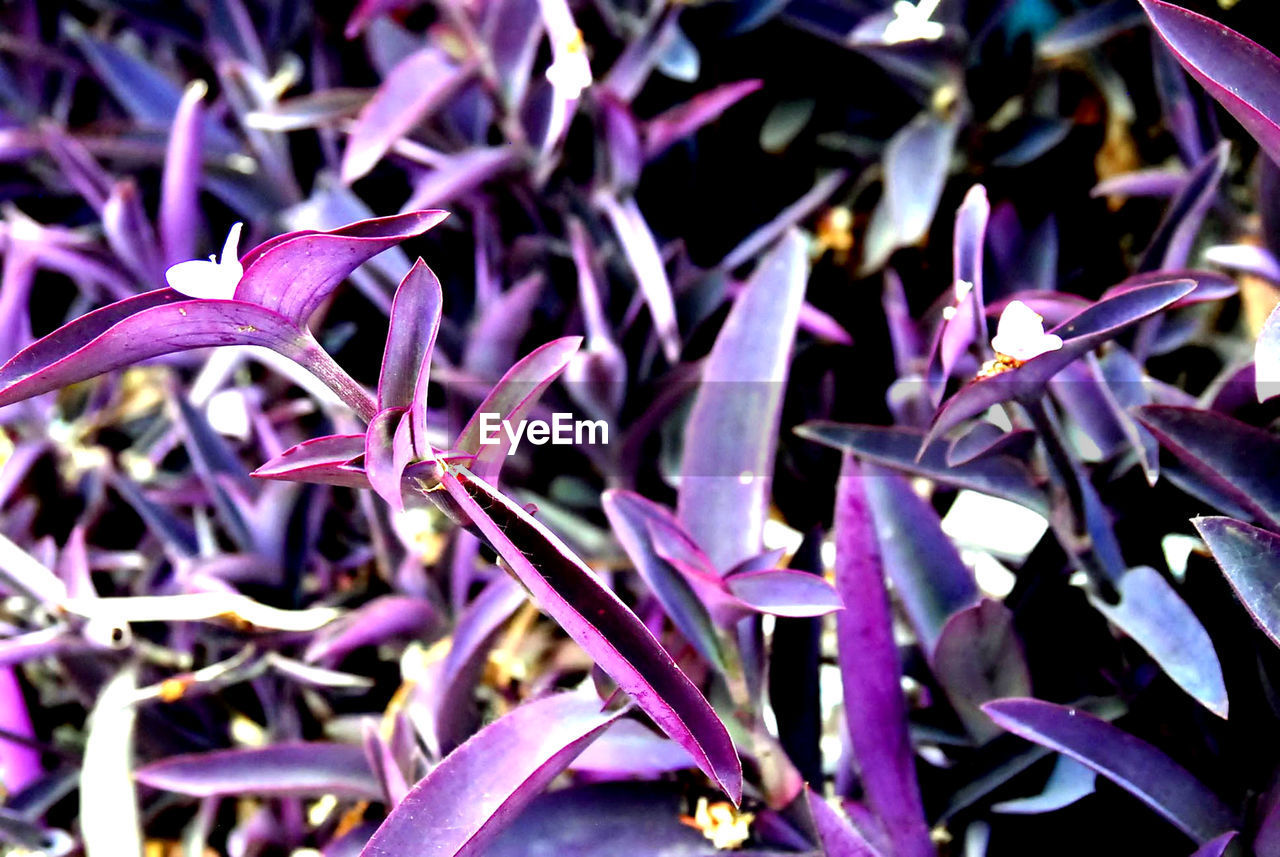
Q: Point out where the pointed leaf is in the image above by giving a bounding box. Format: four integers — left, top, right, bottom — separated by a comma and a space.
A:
982, 698, 1236, 843
358, 693, 624, 857
598, 196, 681, 363
305, 595, 441, 665
723, 569, 843, 618
250, 434, 370, 489
378, 259, 442, 420
933, 599, 1031, 742
136, 744, 381, 799
439, 466, 742, 802
1194, 516, 1280, 650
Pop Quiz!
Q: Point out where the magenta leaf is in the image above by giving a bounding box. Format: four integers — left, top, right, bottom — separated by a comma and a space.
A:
358, 692, 625, 857
136, 743, 381, 799
250, 434, 370, 489
982, 699, 1237, 843
597, 195, 682, 363
233, 210, 448, 327
1140, 0, 1280, 167
304, 595, 441, 665
341, 48, 468, 183
678, 230, 808, 571
439, 466, 742, 803
832, 455, 933, 857
643, 79, 763, 159
378, 259, 442, 418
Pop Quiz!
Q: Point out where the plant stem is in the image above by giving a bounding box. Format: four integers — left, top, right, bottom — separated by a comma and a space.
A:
295, 338, 378, 423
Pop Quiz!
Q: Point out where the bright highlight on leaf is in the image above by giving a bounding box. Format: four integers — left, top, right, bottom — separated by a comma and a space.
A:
164, 222, 244, 299
990, 299, 1064, 362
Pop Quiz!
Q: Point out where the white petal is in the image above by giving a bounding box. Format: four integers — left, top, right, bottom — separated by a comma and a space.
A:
165, 259, 239, 300
220, 221, 244, 265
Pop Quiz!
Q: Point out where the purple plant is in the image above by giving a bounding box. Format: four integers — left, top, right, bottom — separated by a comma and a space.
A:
6, 0, 1280, 855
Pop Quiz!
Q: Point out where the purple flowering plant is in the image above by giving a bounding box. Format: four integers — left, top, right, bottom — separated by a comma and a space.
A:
6, 0, 1280, 854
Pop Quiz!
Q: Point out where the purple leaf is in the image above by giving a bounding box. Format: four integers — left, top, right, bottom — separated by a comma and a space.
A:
136, 744, 382, 799
991, 756, 1096, 815
568, 719, 697, 777
884, 109, 961, 249
454, 336, 582, 479
364, 407, 412, 510
796, 422, 1047, 514
1039, 0, 1147, 59
1090, 566, 1228, 718
103, 180, 163, 284
643, 80, 763, 160
601, 489, 728, 672
863, 465, 979, 654
234, 211, 448, 327
723, 569, 843, 618
982, 699, 1237, 842
462, 274, 544, 380
1257, 300, 1280, 402
924, 280, 1195, 447
597, 195, 682, 363
161, 81, 206, 267
678, 231, 808, 571
719, 171, 847, 272
439, 466, 742, 802
931, 184, 990, 404
251, 434, 370, 489
1134, 405, 1280, 529
304, 595, 440, 664
400, 147, 519, 212
833, 455, 933, 857
802, 787, 885, 857
1139, 141, 1229, 271
933, 599, 1031, 742
1139, 0, 1280, 167
1189, 833, 1237, 857
946, 423, 1037, 466
378, 259, 442, 424
1193, 516, 1280, 650
358, 692, 624, 857
341, 48, 468, 183
0, 292, 341, 411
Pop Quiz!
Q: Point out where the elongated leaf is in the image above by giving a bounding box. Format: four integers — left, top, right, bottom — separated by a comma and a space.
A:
991, 756, 1096, 815
602, 490, 727, 672
802, 788, 885, 857
644, 80, 763, 159
678, 230, 808, 571
364, 407, 412, 510
833, 456, 933, 857
136, 744, 381, 799
82, 667, 141, 857
924, 280, 1195, 447
983, 699, 1237, 842
864, 465, 980, 654
796, 423, 1047, 514
161, 81, 206, 266
598, 195, 681, 363
1139, 141, 1229, 271
378, 259, 442, 423
724, 569, 842, 618
1090, 566, 1228, 717
1194, 516, 1280, 650
234, 211, 448, 326
1134, 405, 1280, 529
438, 466, 742, 802
569, 719, 696, 777
358, 693, 624, 857
1140, 0, 1280, 167
932, 184, 990, 403
342, 49, 467, 182
884, 110, 960, 248
305, 595, 440, 664
0, 294, 320, 410
1189, 832, 1237, 857
251, 434, 370, 488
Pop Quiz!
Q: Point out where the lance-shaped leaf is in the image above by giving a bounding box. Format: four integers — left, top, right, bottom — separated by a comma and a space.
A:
234, 211, 448, 327
796, 423, 1047, 514
364, 407, 413, 510
1139, 0, 1280, 168
378, 260, 442, 423
883, 109, 961, 249
161, 81, 207, 267
602, 489, 727, 672
947, 423, 1037, 466
1039, 0, 1147, 58
933, 599, 1031, 742
1134, 406, 1280, 529
863, 465, 979, 654
251, 434, 370, 489
0, 291, 355, 413
643, 80, 763, 160
136, 744, 382, 799
82, 667, 141, 857
1138, 141, 1229, 271
1194, 516, 1280, 649
454, 336, 581, 479
305, 595, 441, 664
719, 170, 847, 272
983, 699, 1237, 843
723, 569, 843, 618
801, 788, 885, 857
931, 184, 990, 404
568, 719, 696, 777
598, 195, 681, 363
678, 230, 808, 572
1190, 833, 1237, 857
833, 456, 933, 857
358, 693, 625, 857
439, 466, 742, 803
341, 48, 468, 183
923, 280, 1195, 448
1090, 566, 1228, 718
991, 756, 1097, 815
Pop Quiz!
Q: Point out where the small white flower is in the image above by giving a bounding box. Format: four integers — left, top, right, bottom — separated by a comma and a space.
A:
990, 300, 1063, 362
165, 222, 244, 299
883, 0, 945, 44
546, 29, 592, 99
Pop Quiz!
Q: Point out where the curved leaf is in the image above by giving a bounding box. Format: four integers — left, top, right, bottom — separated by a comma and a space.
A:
304, 595, 441, 664
983, 699, 1236, 842
439, 466, 742, 802
250, 434, 370, 488
358, 693, 624, 857
933, 599, 1031, 742
136, 743, 381, 799
1194, 516, 1280, 649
